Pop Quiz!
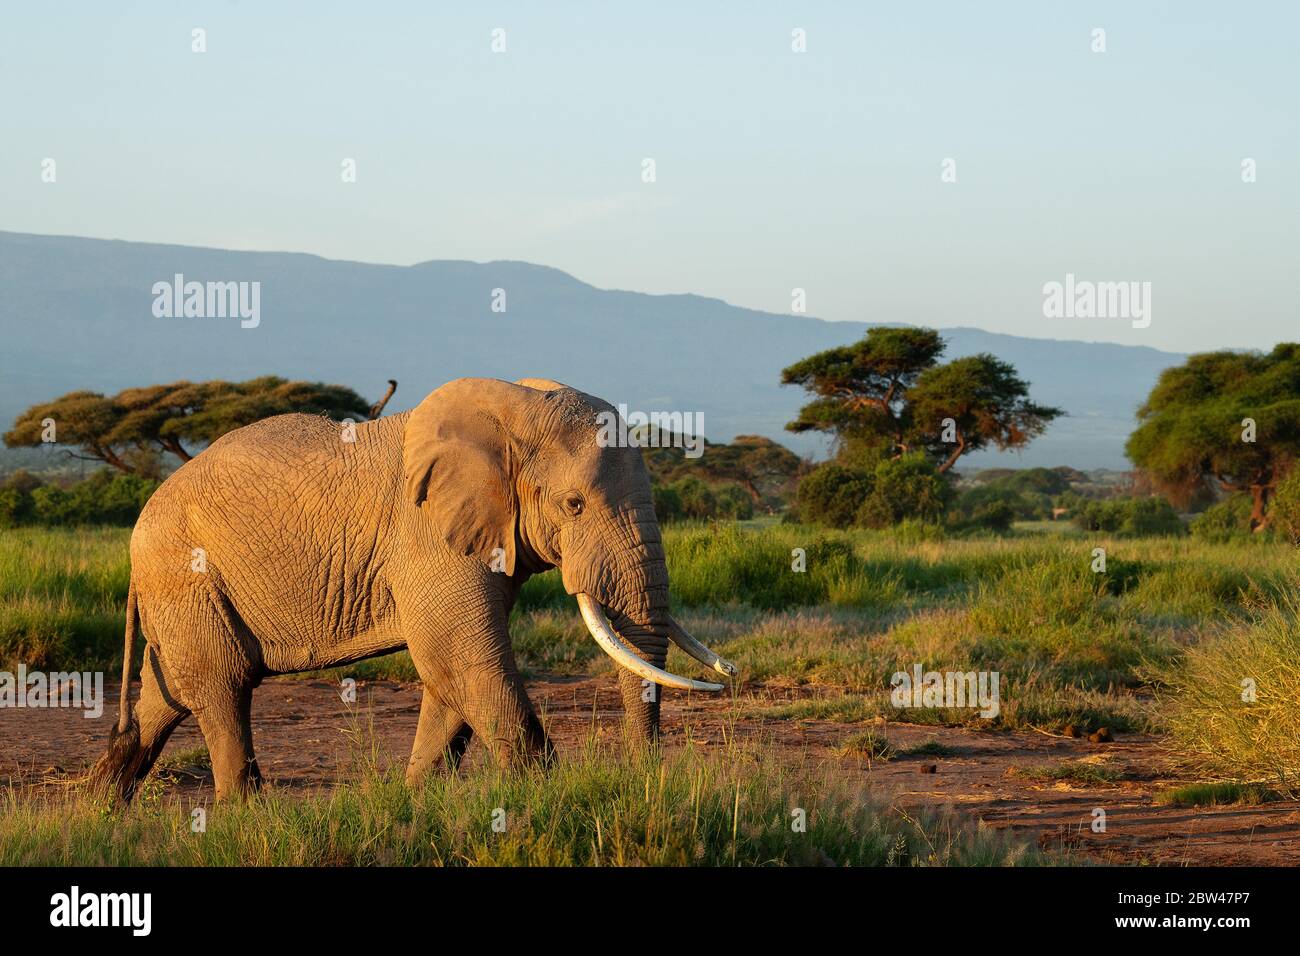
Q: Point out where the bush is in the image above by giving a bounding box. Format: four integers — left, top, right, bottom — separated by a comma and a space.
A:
1120, 496, 1186, 537
1071, 495, 1184, 538
1272, 471, 1300, 546
31, 485, 77, 524
652, 484, 683, 524
1190, 495, 1254, 542
0, 487, 34, 528
795, 463, 874, 529
856, 454, 951, 529
673, 477, 716, 520
714, 484, 755, 520
960, 500, 1016, 534
795, 455, 952, 530
0, 469, 158, 527
952, 486, 1039, 523
652, 477, 753, 523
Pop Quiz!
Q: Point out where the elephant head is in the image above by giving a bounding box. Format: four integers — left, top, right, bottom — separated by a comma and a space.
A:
402, 377, 736, 740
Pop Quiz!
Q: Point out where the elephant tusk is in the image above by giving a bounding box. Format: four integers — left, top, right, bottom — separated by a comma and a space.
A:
666, 616, 738, 679
576, 594, 725, 693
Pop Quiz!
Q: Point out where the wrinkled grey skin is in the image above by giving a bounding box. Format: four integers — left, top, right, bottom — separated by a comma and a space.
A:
91, 378, 675, 802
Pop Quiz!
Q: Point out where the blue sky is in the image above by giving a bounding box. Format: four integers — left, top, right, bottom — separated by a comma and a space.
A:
3, 1, 1296, 353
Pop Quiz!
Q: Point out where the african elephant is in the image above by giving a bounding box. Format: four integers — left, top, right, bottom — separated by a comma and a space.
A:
90, 377, 735, 802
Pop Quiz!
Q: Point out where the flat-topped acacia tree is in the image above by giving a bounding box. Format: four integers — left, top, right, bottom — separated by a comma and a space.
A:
4, 377, 375, 476
782, 326, 1061, 475
1126, 344, 1300, 531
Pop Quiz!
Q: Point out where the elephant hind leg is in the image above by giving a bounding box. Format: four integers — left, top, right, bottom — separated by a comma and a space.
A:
405, 689, 473, 785
193, 683, 261, 801
88, 644, 191, 804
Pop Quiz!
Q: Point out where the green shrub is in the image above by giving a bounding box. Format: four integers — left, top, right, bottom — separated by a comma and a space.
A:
795, 463, 874, 528
714, 484, 755, 520
1190, 494, 1254, 542
1071, 495, 1184, 538
3, 470, 158, 527
1119, 496, 1185, 537
1272, 471, 1300, 546
31, 485, 77, 525
953, 485, 1039, 521
0, 487, 34, 528
856, 454, 951, 529
652, 483, 683, 523
963, 500, 1016, 534
652, 477, 753, 523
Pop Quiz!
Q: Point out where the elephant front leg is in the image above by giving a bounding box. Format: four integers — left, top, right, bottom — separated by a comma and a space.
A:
618, 669, 663, 745
406, 688, 473, 785
608, 614, 671, 745
402, 594, 554, 771
450, 662, 553, 769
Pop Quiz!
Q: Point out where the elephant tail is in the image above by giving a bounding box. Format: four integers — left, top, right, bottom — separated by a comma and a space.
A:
86, 581, 143, 803
115, 580, 139, 734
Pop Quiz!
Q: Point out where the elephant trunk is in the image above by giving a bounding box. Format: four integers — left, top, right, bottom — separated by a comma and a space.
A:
564, 503, 735, 740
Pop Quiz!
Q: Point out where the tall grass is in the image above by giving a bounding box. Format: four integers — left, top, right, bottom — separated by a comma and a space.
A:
3, 524, 1295, 691
0, 527, 129, 669
1155, 595, 1300, 796
3, 522, 1296, 801
0, 736, 1044, 867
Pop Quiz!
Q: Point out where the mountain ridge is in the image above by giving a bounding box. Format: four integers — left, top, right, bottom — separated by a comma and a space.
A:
0, 230, 1188, 469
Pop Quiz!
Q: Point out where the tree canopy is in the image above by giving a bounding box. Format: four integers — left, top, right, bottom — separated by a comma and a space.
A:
5, 377, 374, 475
1126, 343, 1300, 530
782, 327, 1061, 474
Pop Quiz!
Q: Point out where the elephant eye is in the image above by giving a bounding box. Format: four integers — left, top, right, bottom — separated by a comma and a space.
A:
563, 494, 585, 517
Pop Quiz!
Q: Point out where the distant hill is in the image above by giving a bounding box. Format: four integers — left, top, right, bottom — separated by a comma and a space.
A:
0, 230, 1186, 470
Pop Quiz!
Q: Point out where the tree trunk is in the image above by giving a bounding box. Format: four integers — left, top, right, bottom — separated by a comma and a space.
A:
368, 379, 398, 420
158, 438, 193, 463
90, 444, 135, 475
1249, 484, 1272, 532
936, 436, 966, 475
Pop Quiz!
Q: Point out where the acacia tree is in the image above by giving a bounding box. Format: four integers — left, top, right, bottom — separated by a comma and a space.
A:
782, 327, 1061, 474
1126, 344, 1300, 531
5, 377, 375, 475
782, 327, 943, 459
907, 355, 1062, 473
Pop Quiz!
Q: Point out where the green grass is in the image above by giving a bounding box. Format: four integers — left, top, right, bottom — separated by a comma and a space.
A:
833, 729, 896, 760
1154, 598, 1300, 797
1010, 761, 1128, 786
746, 681, 1157, 735
1154, 782, 1282, 807
0, 737, 1047, 867
155, 746, 211, 774
3, 522, 1297, 785
0, 527, 129, 669
900, 739, 962, 758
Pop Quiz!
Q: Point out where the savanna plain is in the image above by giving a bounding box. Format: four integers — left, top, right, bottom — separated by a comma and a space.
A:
2, 520, 1298, 867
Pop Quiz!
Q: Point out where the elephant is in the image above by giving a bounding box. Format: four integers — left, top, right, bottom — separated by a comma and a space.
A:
90, 377, 736, 802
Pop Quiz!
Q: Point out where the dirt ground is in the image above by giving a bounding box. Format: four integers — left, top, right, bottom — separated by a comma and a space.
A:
5, 676, 1299, 865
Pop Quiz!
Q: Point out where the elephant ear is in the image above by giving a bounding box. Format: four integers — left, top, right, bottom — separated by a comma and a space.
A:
403, 379, 528, 575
